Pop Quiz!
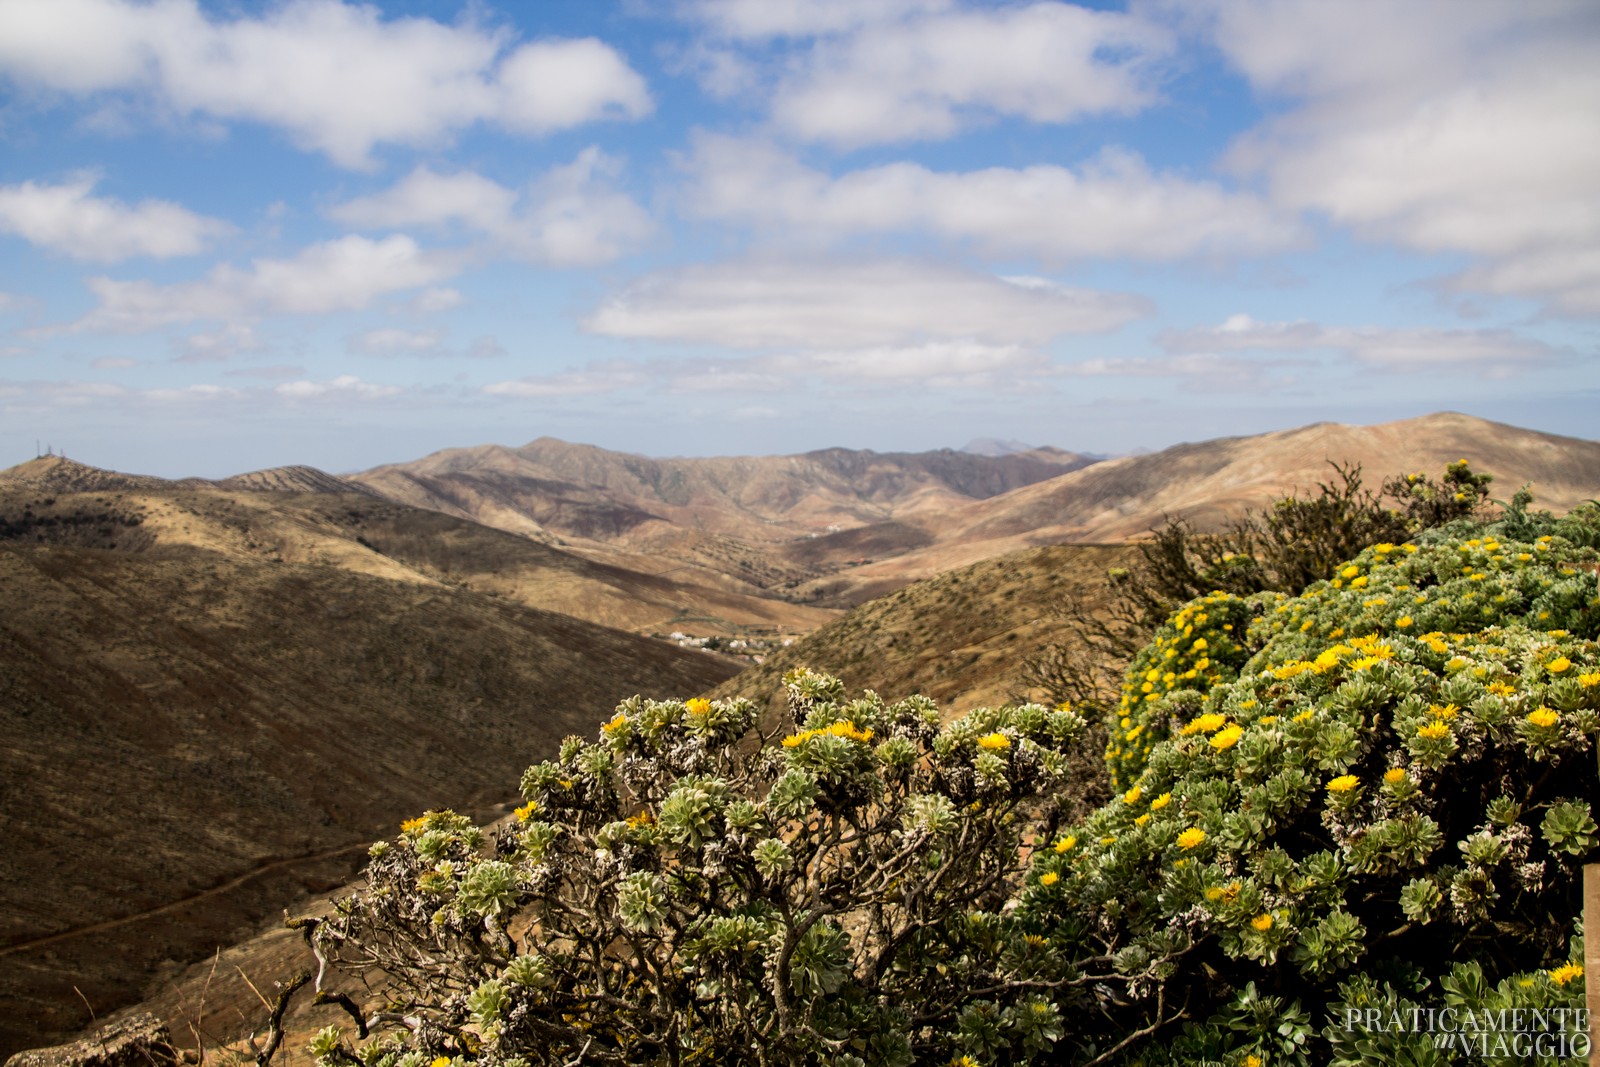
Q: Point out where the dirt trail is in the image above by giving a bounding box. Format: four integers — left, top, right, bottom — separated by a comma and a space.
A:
0, 842, 372, 960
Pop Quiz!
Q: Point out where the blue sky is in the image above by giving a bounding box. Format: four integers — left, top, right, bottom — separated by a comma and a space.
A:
1, 0, 1596, 477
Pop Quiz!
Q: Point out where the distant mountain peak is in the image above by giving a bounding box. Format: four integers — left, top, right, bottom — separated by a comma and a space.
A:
0, 454, 171, 492
961, 437, 1037, 457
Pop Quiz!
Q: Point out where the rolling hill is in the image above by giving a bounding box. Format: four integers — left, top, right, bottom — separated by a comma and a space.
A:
777, 413, 1600, 603
0, 472, 748, 1056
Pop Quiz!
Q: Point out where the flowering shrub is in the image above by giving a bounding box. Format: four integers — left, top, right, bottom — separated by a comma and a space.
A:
1106, 591, 1263, 789
304, 670, 1086, 1067
1020, 529, 1600, 1063
287, 522, 1599, 1067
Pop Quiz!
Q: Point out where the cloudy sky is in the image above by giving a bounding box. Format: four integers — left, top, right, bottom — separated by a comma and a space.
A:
1, 0, 1596, 477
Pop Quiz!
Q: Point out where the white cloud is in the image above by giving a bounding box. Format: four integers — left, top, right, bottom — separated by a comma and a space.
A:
681, 133, 1301, 261
174, 323, 264, 363
91, 357, 138, 369
1066, 352, 1308, 391
406, 288, 464, 315
0, 174, 230, 261
485, 364, 647, 398
496, 38, 652, 134
584, 259, 1148, 349
67, 235, 459, 333
1196, 0, 1600, 314
683, 0, 953, 40
275, 374, 403, 400
226, 364, 305, 380
0, 0, 652, 168
1161, 314, 1569, 375
347, 327, 446, 357
329, 148, 654, 266
758, 3, 1173, 147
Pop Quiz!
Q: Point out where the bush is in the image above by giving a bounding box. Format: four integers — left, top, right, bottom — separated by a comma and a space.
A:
289, 525, 1598, 1067
1019, 529, 1599, 1063
305, 672, 1087, 1066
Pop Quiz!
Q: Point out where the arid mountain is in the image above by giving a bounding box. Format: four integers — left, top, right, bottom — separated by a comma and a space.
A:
214, 463, 379, 496
348, 438, 1096, 575
779, 413, 1600, 604
0, 534, 739, 1057
0, 457, 835, 638
345, 415, 1600, 609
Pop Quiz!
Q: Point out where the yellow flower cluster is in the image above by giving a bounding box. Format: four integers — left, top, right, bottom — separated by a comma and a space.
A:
1417, 721, 1452, 740
1039, 871, 1060, 886
685, 697, 711, 715
1251, 913, 1274, 931
1549, 962, 1584, 985
1326, 775, 1360, 793
782, 720, 874, 747
1176, 828, 1207, 850
1383, 767, 1407, 785
1209, 724, 1243, 751
1527, 708, 1560, 728
1181, 713, 1229, 735
515, 801, 539, 821
977, 732, 1012, 751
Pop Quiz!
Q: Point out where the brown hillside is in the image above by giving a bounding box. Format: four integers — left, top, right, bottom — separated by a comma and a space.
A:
0, 462, 837, 639
348, 439, 1096, 585
0, 540, 738, 1058
786, 413, 1600, 604
711, 542, 1136, 717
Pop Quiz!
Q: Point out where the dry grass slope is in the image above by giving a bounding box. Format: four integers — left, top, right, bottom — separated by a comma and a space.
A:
0, 536, 737, 1057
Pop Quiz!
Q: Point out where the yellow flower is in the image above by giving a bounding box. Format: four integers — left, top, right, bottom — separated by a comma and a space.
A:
1245, 1056, 1263, 1067
1527, 707, 1560, 728
1099, 835, 1116, 846
685, 697, 711, 715
1428, 703, 1459, 720
1383, 767, 1407, 785
1580, 671, 1600, 688
1487, 681, 1516, 696
1292, 709, 1315, 724
1327, 775, 1359, 793
1550, 962, 1584, 985
401, 816, 427, 833
1418, 721, 1452, 740
515, 801, 538, 822
826, 720, 874, 743
1150, 792, 1172, 811
1040, 871, 1060, 887
1182, 712, 1229, 735
1251, 913, 1274, 932
1395, 616, 1413, 629
1350, 575, 1369, 589
1123, 785, 1143, 804
781, 732, 808, 747
1177, 828, 1207, 850
1341, 565, 1360, 579
1055, 834, 1077, 853
1134, 813, 1151, 826
1548, 656, 1572, 673
1192, 637, 1208, 651
601, 712, 628, 733
1209, 724, 1243, 750
977, 732, 1011, 751
432, 1058, 452, 1067
1205, 886, 1224, 901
